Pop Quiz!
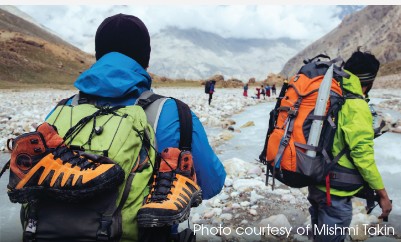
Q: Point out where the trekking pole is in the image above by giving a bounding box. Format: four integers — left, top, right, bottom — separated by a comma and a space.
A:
306, 65, 334, 157
356, 187, 392, 222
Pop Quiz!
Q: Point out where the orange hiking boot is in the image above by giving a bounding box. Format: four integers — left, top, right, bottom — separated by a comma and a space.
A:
137, 148, 202, 227
7, 123, 125, 204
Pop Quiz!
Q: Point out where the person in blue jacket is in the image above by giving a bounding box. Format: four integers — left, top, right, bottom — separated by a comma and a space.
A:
208, 80, 216, 105
47, 13, 226, 241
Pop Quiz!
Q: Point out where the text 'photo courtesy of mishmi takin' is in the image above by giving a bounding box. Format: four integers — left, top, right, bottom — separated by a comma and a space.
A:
193, 223, 396, 238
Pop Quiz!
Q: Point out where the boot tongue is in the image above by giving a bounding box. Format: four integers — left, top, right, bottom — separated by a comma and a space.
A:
159, 148, 180, 172
37, 123, 64, 148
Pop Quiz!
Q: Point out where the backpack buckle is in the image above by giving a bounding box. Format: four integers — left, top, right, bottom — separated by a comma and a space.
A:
24, 218, 38, 242
78, 97, 89, 105
288, 109, 298, 117
137, 98, 151, 108
97, 218, 112, 241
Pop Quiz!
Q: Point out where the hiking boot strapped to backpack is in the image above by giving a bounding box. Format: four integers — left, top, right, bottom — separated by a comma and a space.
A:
0, 91, 200, 242
6, 122, 125, 204
134, 91, 202, 228
17, 101, 156, 242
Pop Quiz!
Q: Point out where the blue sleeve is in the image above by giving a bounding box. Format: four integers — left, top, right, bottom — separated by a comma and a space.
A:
156, 99, 226, 199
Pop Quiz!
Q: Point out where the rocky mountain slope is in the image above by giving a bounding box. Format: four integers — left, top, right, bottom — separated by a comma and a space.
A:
0, 7, 93, 88
281, 6, 401, 78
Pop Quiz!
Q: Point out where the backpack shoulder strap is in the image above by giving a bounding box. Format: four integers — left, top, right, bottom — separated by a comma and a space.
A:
136, 91, 168, 132
344, 91, 365, 100
136, 91, 193, 151
174, 98, 192, 151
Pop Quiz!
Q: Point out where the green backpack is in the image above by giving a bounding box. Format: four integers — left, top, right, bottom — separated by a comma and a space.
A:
20, 91, 189, 242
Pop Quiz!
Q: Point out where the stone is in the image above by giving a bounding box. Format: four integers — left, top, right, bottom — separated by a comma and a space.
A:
259, 214, 292, 238
249, 209, 258, 216
240, 121, 255, 128
220, 213, 233, 221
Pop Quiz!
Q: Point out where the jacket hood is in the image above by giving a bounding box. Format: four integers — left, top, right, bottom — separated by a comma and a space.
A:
74, 52, 151, 98
342, 70, 363, 96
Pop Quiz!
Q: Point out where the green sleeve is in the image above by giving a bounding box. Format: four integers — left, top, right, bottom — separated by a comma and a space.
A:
341, 99, 384, 190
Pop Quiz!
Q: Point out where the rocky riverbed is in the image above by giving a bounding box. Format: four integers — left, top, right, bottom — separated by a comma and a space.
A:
1, 87, 401, 241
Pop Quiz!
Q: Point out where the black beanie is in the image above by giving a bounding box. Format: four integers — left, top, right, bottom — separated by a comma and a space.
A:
344, 48, 380, 87
95, 13, 151, 69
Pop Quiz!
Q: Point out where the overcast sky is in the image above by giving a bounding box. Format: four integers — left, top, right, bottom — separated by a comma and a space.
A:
17, 5, 345, 53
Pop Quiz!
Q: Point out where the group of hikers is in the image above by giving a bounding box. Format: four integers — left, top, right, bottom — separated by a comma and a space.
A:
243, 83, 277, 99
0, 13, 393, 242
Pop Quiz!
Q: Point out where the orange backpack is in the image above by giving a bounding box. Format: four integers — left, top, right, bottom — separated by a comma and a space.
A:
260, 55, 350, 188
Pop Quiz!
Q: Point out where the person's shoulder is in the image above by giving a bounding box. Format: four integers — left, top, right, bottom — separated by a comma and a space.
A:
341, 97, 370, 119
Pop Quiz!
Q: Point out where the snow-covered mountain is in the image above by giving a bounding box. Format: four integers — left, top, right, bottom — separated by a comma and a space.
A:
149, 27, 308, 80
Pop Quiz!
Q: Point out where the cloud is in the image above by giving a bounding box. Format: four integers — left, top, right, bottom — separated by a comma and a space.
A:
16, 5, 343, 53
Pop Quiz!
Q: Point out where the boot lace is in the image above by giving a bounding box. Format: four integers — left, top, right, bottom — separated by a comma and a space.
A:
52, 146, 98, 170
148, 172, 178, 202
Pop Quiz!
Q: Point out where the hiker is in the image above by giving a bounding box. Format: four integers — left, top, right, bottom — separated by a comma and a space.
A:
208, 80, 216, 105
259, 52, 392, 242
271, 84, 276, 96
255, 87, 261, 99
14, 13, 226, 242
265, 84, 271, 97
260, 85, 266, 99
243, 83, 248, 97
307, 50, 392, 242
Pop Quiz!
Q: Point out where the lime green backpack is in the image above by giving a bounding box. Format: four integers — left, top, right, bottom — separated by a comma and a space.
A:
20, 92, 170, 242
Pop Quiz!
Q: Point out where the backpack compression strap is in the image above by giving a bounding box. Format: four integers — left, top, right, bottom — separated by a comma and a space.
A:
136, 91, 193, 151
259, 81, 289, 165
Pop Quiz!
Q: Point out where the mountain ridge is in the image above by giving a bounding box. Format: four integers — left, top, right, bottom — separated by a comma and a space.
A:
280, 5, 401, 77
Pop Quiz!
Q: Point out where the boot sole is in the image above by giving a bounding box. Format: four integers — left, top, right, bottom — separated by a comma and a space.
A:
7, 170, 125, 204
137, 189, 202, 227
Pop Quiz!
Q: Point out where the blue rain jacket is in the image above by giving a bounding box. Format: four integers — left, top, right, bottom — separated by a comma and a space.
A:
47, 52, 225, 199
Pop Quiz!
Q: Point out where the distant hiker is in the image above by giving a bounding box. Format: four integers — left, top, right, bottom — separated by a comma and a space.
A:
308, 50, 392, 242
265, 84, 271, 97
243, 83, 248, 97
256, 87, 261, 99
260, 85, 266, 99
11, 13, 226, 242
208, 80, 216, 105
271, 84, 276, 96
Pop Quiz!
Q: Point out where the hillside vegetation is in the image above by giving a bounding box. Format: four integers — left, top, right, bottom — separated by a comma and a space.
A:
0, 9, 93, 89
